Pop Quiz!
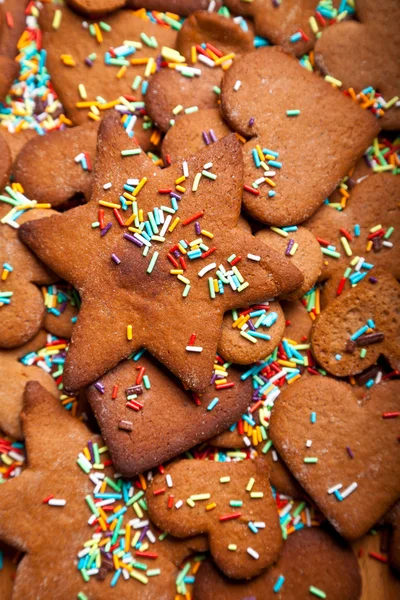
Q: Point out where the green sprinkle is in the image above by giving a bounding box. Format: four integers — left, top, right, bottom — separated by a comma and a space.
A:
182, 284, 191, 297
147, 251, 159, 274
384, 226, 394, 239
77, 592, 89, 600
208, 277, 216, 299
121, 148, 141, 156
85, 495, 99, 517
202, 170, 217, 180
321, 247, 341, 258
360, 348, 367, 358
262, 440, 273, 454
213, 86, 221, 95
286, 109, 301, 116
304, 457, 318, 464
229, 500, 243, 507
228, 544, 237, 551
184, 106, 198, 115
143, 374, 151, 389
309, 585, 327, 598
99, 21, 112, 32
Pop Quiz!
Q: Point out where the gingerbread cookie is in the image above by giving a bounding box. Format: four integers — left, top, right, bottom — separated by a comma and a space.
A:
86, 355, 252, 476
314, 0, 400, 130
38, 4, 177, 126
162, 108, 232, 164
387, 501, 400, 575
13, 123, 99, 207
0, 133, 12, 189
177, 10, 254, 60
270, 376, 400, 540
194, 527, 362, 599
256, 227, 323, 299
19, 115, 302, 394
282, 299, 313, 342
0, 330, 59, 439
145, 14, 252, 133
218, 301, 285, 364
0, 128, 37, 162
311, 270, 400, 377
0, 205, 56, 348
304, 173, 400, 282
42, 283, 79, 339
146, 456, 282, 579
220, 46, 380, 226
66, 0, 126, 17
0, 1, 28, 102
0, 381, 209, 598
67, 0, 220, 18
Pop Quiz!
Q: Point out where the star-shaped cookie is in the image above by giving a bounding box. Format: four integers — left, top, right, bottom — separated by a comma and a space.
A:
20, 114, 302, 394
0, 381, 208, 598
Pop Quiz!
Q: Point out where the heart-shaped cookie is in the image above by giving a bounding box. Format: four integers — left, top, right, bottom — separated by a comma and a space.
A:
270, 376, 400, 540
314, 0, 400, 130
220, 46, 380, 226
311, 269, 400, 377
146, 456, 282, 579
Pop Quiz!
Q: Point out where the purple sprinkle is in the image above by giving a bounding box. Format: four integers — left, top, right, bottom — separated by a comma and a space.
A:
210, 373, 217, 385
170, 192, 182, 200
247, 319, 256, 332
248, 117, 255, 127
123, 232, 143, 247
138, 527, 148, 543
369, 276, 378, 283
195, 221, 201, 235
58, 300, 67, 314
173, 250, 180, 259
94, 382, 105, 394
209, 129, 218, 143
202, 131, 210, 145
285, 238, 295, 256
111, 253, 121, 265
100, 222, 112, 237
272, 0, 280, 7
346, 446, 354, 459
84, 58, 93, 67
87, 440, 94, 462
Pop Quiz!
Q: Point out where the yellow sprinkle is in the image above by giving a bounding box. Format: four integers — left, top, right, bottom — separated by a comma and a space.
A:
93, 23, 103, 44
206, 502, 216, 511
177, 274, 190, 285
172, 104, 183, 115
170, 269, 183, 275
127, 325, 133, 340
52, 9, 62, 30
99, 200, 121, 209
178, 243, 187, 255
370, 224, 382, 233
270, 226, 288, 237
255, 144, 264, 161
124, 213, 137, 227
246, 477, 255, 492
340, 236, 352, 256
117, 65, 127, 79
366, 240, 373, 252
161, 46, 185, 63
214, 52, 235, 66
191, 45, 197, 64
277, 359, 297, 368
289, 242, 298, 256
144, 57, 155, 78
228, 544, 237, 551
325, 75, 342, 87
250, 491, 264, 499
176, 185, 186, 193
264, 177, 276, 188
175, 175, 186, 184
192, 172, 202, 192
220, 476, 231, 483
88, 112, 100, 121
187, 498, 195, 508
130, 570, 148, 585
133, 177, 148, 197
201, 229, 214, 239
168, 217, 180, 232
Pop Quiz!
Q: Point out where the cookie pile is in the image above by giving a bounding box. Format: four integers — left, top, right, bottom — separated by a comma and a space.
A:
0, 1, 399, 599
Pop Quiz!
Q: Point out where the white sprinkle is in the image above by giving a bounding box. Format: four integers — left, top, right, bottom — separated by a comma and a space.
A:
272, 450, 278, 462
341, 481, 358, 499
203, 161, 213, 170
146, 530, 156, 543
159, 215, 172, 238
127, 178, 139, 186
279, 502, 293, 518
375, 371, 382, 384
247, 547, 259, 560
234, 79, 242, 91
74, 152, 84, 163
186, 346, 203, 352
207, 0, 216, 11
182, 161, 189, 178
88, 514, 97, 525
8, 451, 24, 461
382, 241, 393, 248
78, 548, 90, 558
243, 436, 251, 447
166, 474, 173, 488
175, 500, 183, 510
247, 254, 261, 262
327, 483, 343, 494
126, 114, 137, 135
253, 522, 266, 529
198, 262, 216, 278
305, 507, 312, 526
354, 257, 365, 272
48, 499, 67, 507
175, 65, 202, 76
103, 182, 112, 190
198, 54, 215, 68
306, 439, 313, 448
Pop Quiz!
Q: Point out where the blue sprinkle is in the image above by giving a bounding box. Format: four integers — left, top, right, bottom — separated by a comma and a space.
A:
310, 412, 317, 424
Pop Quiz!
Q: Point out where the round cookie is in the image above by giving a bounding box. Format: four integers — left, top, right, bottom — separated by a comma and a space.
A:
0, 0, 29, 103
0, 128, 37, 162
314, 0, 400, 130
43, 287, 79, 339
0, 330, 59, 439
161, 108, 232, 163
145, 66, 222, 133
256, 227, 322, 299
282, 299, 312, 342
218, 301, 285, 364
177, 10, 254, 60
0, 133, 12, 190
193, 527, 362, 600
65, 0, 126, 16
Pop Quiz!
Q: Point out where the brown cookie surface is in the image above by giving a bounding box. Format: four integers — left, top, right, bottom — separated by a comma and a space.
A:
387, 501, 400, 575
0, 133, 12, 190
13, 123, 99, 207
256, 227, 322, 299
0, 207, 56, 348
19, 115, 302, 394
194, 527, 362, 599
304, 173, 400, 282
0, 381, 209, 598
218, 301, 285, 364
66, 0, 221, 17
311, 270, 400, 377
39, 4, 177, 126
146, 456, 282, 579
66, 0, 126, 16
161, 108, 232, 164
314, 0, 400, 130
220, 46, 380, 226
0, 128, 37, 162
86, 355, 252, 477
270, 376, 400, 540
0, 331, 59, 439
282, 299, 312, 342
177, 10, 253, 60
0, 1, 28, 102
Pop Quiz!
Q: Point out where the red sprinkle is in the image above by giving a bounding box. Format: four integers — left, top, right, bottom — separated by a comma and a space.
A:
368, 552, 388, 563
179, 256, 187, 270
42, 495, 54, 504
219, 512, 241, 522
215, 382, 235, 390
113, 208, 125, 227
339, 228, 353, 242
168, 494, 174, 509
112, 385, 118, 399
167, 253, 179, 268
201, 247, 217, 259
182, 211, 205, 226
244, 184, 260, 196
158, 188, 173, 194
188, 333, 196, 345
153, 488, 166, 496
136, 551, 158, 559
382, 412, 400, 418
231, 256, 242, 266
336, 277, 347, 296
